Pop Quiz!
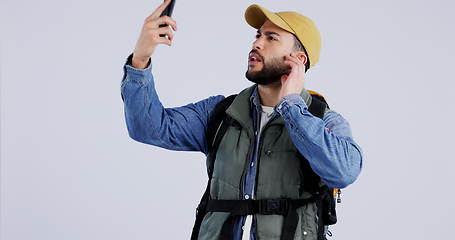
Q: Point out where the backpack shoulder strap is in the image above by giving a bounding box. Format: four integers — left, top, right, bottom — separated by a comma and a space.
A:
305, 94, 339, 238
206, 94, 237, 155
308, 93, 329, 118
206, 94, 238, 176
191, 94, 237, 240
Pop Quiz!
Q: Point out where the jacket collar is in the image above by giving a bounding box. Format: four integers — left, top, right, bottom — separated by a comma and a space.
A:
225, 84, 312, 133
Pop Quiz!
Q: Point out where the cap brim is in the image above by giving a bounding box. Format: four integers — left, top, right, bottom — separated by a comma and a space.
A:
244, 4, 294, 34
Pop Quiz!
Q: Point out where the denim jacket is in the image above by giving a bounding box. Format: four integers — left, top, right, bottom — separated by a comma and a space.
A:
120, 53, 363, 239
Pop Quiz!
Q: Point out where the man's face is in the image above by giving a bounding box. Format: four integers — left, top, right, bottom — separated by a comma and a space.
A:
245, 20, 296, 86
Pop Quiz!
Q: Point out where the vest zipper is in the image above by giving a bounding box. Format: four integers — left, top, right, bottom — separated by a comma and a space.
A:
253, 114, 278, 198
239, 110, 267, 200
239, 110, 278, 199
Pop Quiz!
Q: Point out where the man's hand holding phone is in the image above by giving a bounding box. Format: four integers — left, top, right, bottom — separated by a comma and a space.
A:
132, 0, 177, 69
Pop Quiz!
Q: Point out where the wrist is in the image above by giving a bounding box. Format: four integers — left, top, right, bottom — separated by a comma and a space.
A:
280, 91, 300, 101
275, 93, 305, 112
132, 53, 150, 69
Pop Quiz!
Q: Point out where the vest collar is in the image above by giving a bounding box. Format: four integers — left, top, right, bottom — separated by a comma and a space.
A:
225, 84, 313, 133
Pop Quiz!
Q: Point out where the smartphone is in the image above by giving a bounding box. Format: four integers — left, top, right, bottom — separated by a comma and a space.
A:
159, 0, 176, 38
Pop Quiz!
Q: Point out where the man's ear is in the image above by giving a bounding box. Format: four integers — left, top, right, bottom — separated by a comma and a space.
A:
297, 52, 308, 65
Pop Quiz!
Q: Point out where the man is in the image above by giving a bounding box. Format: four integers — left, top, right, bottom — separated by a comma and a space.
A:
120, 1, 363, 239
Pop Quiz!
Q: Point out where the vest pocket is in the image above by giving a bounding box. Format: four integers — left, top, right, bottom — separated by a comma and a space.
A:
254, 204, 318, 240
198, 211, 231, 240
257, 148, 302, 199
298, 203, 318, 240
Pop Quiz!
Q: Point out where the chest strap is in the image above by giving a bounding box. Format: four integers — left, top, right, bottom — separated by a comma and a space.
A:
206, 197, 316, 240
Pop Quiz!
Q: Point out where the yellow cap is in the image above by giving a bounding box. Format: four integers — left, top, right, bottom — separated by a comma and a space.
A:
245, 4, 322, 68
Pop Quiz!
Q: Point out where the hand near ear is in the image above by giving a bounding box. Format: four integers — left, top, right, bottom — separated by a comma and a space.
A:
278, 53, 307, 101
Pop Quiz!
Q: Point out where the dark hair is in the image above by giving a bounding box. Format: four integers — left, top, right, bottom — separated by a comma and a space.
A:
292, 35, 311, 72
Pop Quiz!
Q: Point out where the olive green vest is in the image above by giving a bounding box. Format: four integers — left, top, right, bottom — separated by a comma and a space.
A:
198, 85, 322, 240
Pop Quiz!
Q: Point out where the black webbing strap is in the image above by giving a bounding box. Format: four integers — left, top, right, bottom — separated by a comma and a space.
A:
308, 95, 327, 119
190, 179, 211, 240
190, 95, 237, 240
206, 197, 316, 240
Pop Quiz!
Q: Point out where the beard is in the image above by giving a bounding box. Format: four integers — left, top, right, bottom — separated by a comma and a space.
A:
245, 55, 292, 86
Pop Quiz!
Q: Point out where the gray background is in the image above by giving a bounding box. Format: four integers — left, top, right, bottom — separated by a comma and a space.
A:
1, 0, 454, 239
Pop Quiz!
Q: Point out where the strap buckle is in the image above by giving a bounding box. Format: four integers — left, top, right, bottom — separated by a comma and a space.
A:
259, 199, 288, 215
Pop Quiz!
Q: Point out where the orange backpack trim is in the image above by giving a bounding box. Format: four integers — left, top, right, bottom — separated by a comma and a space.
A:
308, 89, 328, 103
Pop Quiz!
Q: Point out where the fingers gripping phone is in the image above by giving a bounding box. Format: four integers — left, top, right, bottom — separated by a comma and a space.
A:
159, 0, 176, 38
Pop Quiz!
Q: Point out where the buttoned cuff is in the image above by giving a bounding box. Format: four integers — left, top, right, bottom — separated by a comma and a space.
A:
122, 53, 153, 85
274, 93, 308, 114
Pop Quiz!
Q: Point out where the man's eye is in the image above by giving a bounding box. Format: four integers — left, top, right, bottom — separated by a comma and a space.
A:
268, 36, 277, 41
255, 35, 260, 39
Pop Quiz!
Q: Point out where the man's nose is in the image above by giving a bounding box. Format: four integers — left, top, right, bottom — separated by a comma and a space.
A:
252, 38, 264, 50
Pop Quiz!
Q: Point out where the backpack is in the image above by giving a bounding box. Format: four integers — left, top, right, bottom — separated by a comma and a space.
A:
191, 91, 341, 240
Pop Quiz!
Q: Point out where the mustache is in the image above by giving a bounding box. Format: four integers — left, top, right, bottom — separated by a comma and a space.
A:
249, 50, 264, 61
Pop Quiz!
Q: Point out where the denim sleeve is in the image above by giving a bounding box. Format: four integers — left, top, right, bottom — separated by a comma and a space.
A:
120, 54, 225, 155
274, 93, 363, 188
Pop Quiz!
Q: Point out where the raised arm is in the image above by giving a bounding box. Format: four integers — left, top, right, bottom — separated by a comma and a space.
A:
120, 0, 225, 155
121, 53, 225, 155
